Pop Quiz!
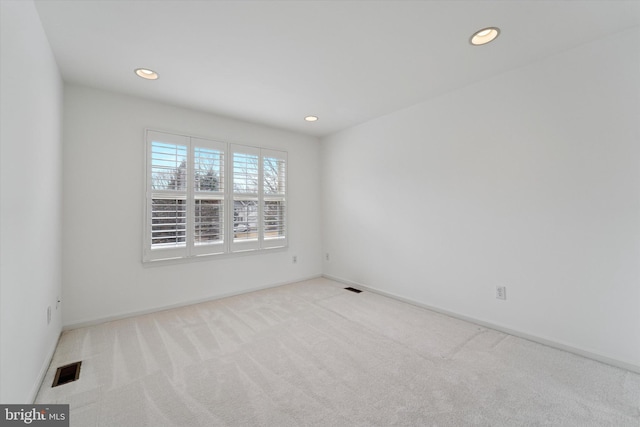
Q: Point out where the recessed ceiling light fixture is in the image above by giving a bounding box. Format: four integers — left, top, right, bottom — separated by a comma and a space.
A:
134, 68, 159, 80
470, 27, 500, 46
304, 116, 318, 122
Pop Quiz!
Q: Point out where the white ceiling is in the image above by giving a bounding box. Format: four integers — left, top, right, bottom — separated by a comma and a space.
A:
34, 0, 640, 137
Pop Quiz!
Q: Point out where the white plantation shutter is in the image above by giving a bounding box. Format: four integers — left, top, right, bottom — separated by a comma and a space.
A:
231, 145, 261, 252
262, 149, 287, 249
145, 131, 190, 260
144, 131, 287, 262
145, 131, 226, 261
230, 145, 288, 253
191, 138, 225, 256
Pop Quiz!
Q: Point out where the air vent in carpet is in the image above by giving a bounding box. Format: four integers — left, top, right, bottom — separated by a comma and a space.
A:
52, 361, 82, 387
344, 287, 362, 293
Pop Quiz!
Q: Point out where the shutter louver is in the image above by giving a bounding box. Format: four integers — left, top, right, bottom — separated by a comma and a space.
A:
151, 198, 187, 247
263, 200, 286, 238
151, 142, 187, 191
233, 152, 259, 194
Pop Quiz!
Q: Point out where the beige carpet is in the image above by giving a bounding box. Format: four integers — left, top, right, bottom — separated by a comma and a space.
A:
36, 277, 640, 426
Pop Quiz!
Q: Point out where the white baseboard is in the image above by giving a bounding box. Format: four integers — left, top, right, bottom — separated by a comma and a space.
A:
28, 330, 62, 403
323, 274, 640, 375
63, 274, 322, 331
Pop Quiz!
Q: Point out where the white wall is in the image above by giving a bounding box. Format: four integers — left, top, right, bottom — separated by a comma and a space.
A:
321, 28, 640, 369
62, 85, 322, 327
0, 0, 64, 403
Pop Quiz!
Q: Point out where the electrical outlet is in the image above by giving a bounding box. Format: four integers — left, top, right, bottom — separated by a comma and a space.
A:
325, 253, 330, 261
292, 255, 297, 264
47, 306, 52, 325
496, 286, 506, 300
56, 297, 61, 310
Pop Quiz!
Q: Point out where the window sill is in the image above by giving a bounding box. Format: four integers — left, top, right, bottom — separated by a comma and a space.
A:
142, 245, 288, 267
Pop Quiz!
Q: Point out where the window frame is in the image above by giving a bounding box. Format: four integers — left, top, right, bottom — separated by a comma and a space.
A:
143, 130, 288, 263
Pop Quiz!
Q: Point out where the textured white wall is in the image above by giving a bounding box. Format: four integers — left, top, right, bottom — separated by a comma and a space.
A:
0, 0, 64, 403
62, 85, 322, 327
321, 28, 640, 368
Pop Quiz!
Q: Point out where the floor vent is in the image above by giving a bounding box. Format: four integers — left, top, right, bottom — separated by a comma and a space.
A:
344, 287, 362, 293
52, 361, 82, 387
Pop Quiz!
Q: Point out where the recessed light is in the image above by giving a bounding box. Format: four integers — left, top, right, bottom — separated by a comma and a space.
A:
134, 68, 159, 80
304, 116, 318, 122
470, 27, 500, 46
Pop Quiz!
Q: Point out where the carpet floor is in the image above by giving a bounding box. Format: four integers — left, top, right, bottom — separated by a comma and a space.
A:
36, 277, 640, 426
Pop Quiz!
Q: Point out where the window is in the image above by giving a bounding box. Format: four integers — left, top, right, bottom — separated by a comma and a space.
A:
230, 145, 288, 252
144, 130, 287, 262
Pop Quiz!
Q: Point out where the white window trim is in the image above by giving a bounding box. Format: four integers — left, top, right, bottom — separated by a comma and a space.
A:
143, 130, 288, 263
